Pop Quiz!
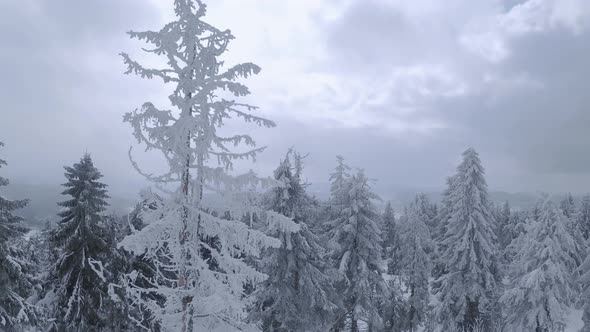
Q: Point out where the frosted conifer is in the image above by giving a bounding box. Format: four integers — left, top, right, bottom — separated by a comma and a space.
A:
251, 150, 338, 331
119, 1, 296, 330
501, 197, 584, 332
327, 167, 386, 331
398, 195, 433, 332
560, 193, 576, 219
0, 142, 38, 331
48, 154, 115, 331
432, 148, 500, 331
382, 201, 401, 275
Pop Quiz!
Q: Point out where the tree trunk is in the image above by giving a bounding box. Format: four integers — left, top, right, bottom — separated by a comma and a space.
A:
409, 284, 416, 332
463, 297, 480, 332
180, 45, 196, 332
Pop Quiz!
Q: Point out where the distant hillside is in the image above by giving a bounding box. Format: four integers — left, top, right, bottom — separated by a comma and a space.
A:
3, 181, 581, 228
306, 181, 546, 211
3, 182, 136, 228
379, 190, 541, 211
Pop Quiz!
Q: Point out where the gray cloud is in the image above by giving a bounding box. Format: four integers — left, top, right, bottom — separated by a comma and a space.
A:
314, 0, 590, 192
1, 0, 590, 203
0, 0, 163, 196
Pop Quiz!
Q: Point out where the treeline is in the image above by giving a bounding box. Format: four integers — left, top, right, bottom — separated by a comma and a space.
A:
2, 144, 590, 332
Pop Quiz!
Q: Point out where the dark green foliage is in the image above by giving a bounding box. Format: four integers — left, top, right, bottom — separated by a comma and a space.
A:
49, 153, 120, 331
0, 142, 39, 331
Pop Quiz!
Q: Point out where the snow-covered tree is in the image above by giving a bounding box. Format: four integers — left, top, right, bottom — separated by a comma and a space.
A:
382, 201, 401, 276
497, 201, 511, 252
560, 193, 576, 220
327, 168, 386, 331
431, 175, 458, 281
501, 197, 584, 332
329, 156, 352, 206
0, 142, 39, 331
120, 190, 168, 331
101, 215, 133, 332
119, 1, 296, 330
502, 210, 528, 264
378, 276, 404, 332
411, 194, 436, 255
433, 175, 457, 246
382, 201, 396, 252
577, 194, 590, 243
251, 150, 338, 331
398, 196, 433, 332
560, 193, 581, 240
30, 219, 61, 321
432, 148, 500, 331
48, 153, 117, 331
579, 250, 590, 332
27, 220, 56, 274
413, 193, 437, 234
14, 223, 55, 326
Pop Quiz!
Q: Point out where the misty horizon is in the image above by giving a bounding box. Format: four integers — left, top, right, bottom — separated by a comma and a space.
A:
2, 0, 590, 196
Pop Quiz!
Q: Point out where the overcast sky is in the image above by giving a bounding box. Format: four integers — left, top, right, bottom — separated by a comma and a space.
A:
1, 0, 590, 199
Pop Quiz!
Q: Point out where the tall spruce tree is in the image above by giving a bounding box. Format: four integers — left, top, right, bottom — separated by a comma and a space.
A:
434, 176, 457, 246
0, 142, 38, 331
329, 156, 352, 208
413, 193, 437, 234
560, 193, 580, 239
327, 166, 386, 331
432, 148, 500, 331
119, 1, 297, 330
431, 175, 458, 281
501, 197, 584, 332
560, 193, 576, 220
49, 153, 115, 331
398, 196, 433, 332
251, 150, 338, 331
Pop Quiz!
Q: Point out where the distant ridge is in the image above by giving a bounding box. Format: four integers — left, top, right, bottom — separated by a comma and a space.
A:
4, 182, 585, 227
3, 182, 136, 228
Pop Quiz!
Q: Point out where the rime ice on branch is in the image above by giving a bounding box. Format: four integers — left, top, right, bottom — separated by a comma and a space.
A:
119, 0, 297, 330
